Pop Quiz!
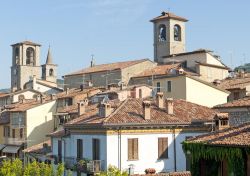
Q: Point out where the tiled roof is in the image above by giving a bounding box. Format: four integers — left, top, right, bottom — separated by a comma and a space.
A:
4, 96, 55, 112
64, 59, 151, 76
56, 87, 100, 99
150, 12, 188, 22
186, 122, 250, 147
216, 77, 250, 90
66, 98, 217, 127
132, 171, 191, 176
23, 140, 51, 154
47, 129, 69, 138
214, 96, 250, 108
132, 63, 197, 78
11, 40, 41, 46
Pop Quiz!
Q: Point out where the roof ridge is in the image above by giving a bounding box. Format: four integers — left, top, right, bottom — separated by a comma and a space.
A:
103, 99, 130, 124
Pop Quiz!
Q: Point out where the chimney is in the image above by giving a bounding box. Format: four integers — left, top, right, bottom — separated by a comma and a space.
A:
166, 98, 174, 114
50, 94, 56, 100
143, 101, 151, 120
99, 103, 112, 118
66, 88, 69, 95
78, 101, 86, 116
32, 75, 37, 89
156, 92, 164, 108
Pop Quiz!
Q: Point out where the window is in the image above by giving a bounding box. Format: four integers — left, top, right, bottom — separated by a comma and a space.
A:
156, 82, 161, 92
12, 113, 25, 128
12, 129, 15, 138
18, 95, 25, 101
139, 89, 142, 98
158, 137, 168, 159
185, 136, 192, 171
58, 140, 62, 162
20, 128, 23, 138
158, 24, 166, 41
128, 138, 138, 160
77, 139, 83, 159
26, 47, 35, 65
15, 47, 19, 64
4, 126, 10, 137
174, 24, 181, 41
92, 139, 100, 160
167, 81, 172, 92
65, 98, 73, 106
221, 120, 228, 126
49, 69, 54, 76
233, 92, 240, 100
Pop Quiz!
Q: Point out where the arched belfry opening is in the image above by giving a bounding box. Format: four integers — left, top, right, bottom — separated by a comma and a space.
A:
174, 24, 181, 41
49, 68, 54, 76
158, 24, 166, 41
26, 47, 35, 65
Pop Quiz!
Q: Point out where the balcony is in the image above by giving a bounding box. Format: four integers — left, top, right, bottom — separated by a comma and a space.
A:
54, 156, 103, 173
4, 137, 25, 145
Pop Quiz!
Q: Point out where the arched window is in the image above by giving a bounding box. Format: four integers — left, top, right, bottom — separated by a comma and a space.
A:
174, 24, 181, 41
18, 94, 25, 101
49, 69, 54, 76
26, 47, 35, 65
15, 47, 19, 64
158, 24, 166, 41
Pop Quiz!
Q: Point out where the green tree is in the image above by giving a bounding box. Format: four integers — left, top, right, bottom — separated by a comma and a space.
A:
0, 159, 23, 176
97, 165, 128, 176
56, 163, 64, 176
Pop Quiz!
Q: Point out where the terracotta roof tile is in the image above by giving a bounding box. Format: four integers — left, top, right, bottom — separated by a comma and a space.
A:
132, 63, 197, 78
216, 77, 250, 90
66, 98, 217, 127
64, 59, 151, 76
56, 87, 100, 99
214, 96, 250, 108
150, 12, 188, 22
187, 122, 250, 147
23, 140, 51, 154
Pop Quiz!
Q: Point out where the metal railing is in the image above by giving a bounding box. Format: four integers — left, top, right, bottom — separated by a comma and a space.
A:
54, 156, 103, 173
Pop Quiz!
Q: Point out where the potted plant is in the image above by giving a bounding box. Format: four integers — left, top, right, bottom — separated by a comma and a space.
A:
145, 168, 156, 175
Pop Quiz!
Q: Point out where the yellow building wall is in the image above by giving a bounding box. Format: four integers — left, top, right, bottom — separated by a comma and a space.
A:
186, 77, 229, 107
153, 76, 187, 99
0, 125, 4, 144
26, 101, 57, 148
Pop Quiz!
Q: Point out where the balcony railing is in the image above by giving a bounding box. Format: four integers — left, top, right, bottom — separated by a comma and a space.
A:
54, 156, 103, 173
4, 137, 24, 145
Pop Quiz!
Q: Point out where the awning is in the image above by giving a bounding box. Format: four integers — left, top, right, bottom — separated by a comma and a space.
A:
2, 145, 20, 154
0, 144, 5, 151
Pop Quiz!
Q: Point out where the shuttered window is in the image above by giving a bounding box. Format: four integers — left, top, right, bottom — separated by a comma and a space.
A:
128, 138, 138, 160
58, 140, 62, 162
92, 139, 100, 160
77, 139, 83, 159
158, 137, 168, 159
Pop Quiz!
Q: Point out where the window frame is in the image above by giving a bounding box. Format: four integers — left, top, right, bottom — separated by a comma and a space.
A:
167, 81, 172, 92
128, 138, 139, 161
158, 137, 168, 159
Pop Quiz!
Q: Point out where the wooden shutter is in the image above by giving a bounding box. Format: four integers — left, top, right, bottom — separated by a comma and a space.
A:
158, 137, 168, 159
128, 138, 138, 160
93, 139, 100, 160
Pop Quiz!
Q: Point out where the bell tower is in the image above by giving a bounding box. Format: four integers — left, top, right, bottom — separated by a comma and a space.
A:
41, 47, 57, 83
11, 41, 41, 92
151, 11, 188, 63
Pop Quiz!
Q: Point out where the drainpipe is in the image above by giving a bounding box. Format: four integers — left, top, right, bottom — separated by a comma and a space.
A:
173, 128, 177, 172
117, 128, 122, 171
61, 137, 66, 176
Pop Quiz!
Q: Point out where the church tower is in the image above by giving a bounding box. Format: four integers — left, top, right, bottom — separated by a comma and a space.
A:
150, 11, 188, 63
41, 47, 57, 83
11, 41, 41, 92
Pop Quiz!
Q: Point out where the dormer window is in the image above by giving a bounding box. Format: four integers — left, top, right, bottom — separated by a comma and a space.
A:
174, 24, 181, 41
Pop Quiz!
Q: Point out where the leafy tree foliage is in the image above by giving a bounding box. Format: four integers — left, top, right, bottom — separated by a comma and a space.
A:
97, 165, 128, 176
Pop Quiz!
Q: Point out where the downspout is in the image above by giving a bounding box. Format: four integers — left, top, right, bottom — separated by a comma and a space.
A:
61, 137, 66, 176
117, 128, 122, 171
173, 128, 177, 172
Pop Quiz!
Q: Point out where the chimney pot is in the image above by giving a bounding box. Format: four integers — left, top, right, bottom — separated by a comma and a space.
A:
143, 101, 151, 120
99, 103, 112, 118
156, 92, 164, 108
166, 98, 174, 114
36, 94, 41, 102
51, 94, 56, 100
41, 95, 45, 104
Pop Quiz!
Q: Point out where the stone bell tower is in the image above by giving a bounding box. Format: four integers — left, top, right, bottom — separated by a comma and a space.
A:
11, 41, 41, 92
150, 11, 188, 63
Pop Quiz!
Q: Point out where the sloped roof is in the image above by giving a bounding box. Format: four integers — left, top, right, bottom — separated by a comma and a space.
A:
186, 122, 250, 147
150, 11, 188, 22
132, 63, 197, 78
214, 96, 250, 108
65, 98, 217, 128
216, 76, 250, 90
23, 140, 51, 154
64, 59, 152, 77
11, 40, 41, 46
56, 87, 100, 99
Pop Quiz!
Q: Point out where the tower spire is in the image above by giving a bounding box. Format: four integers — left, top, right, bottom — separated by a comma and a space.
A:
46, 45, 53, 64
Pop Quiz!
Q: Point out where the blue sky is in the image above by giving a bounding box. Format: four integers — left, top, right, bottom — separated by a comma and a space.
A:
0, 0, 250, 88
